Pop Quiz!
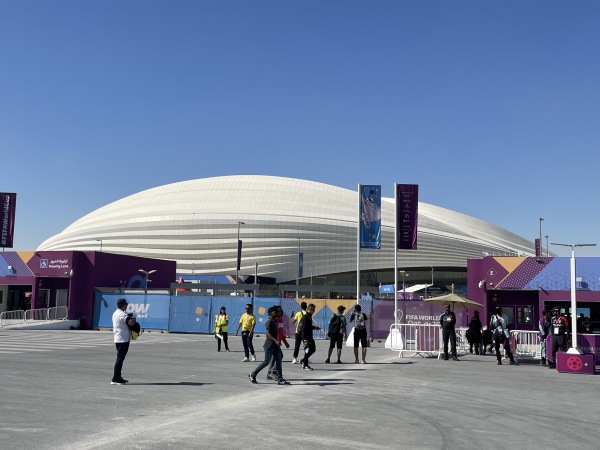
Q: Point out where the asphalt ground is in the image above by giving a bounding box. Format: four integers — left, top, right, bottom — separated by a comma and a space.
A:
1, 329, 599, 450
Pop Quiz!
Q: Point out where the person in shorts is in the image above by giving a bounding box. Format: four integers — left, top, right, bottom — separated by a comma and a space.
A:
350, 304, 368, 364
325, 305, 347, 364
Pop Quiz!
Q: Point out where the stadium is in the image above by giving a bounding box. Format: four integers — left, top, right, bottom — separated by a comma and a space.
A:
38, 175, 536, 290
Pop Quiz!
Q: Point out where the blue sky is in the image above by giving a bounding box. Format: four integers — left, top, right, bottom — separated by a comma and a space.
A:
2, 1, 600, 257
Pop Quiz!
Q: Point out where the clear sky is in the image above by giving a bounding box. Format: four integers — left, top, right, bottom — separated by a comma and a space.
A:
2, 1, 600, 257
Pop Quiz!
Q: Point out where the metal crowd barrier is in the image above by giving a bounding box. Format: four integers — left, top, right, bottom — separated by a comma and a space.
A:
1, 307, 69, 328
510, 330, 541, 362
389, 323, 442, 358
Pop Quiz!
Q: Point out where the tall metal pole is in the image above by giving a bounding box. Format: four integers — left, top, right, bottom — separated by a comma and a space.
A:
545, 236, 549, 257
296, 237, 300, 299
357, 183, 361, 304
394, 183, 398, 325
551, 242, 596, 354
236, 221, 245, 296
539, 217, 544, 257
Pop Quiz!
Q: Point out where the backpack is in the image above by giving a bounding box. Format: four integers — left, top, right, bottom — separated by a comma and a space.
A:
126, 313, 141, 340
354, 312, 366, 330
328, 314, 342, 338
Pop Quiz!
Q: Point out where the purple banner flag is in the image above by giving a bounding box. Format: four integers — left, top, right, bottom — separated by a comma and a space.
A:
534, 238, 541, 257
396, 184, 418, 250
1, 193, 17, 248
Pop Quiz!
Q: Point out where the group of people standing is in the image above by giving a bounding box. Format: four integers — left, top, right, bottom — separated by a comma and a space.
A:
246, 302, 369, 384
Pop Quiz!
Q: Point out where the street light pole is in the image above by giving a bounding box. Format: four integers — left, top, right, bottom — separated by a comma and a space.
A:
139, 269, 157, 294
236, 221, 245, 295
296, 237, 300, 299
551, 242, 596, 354
539, 217, 544, 257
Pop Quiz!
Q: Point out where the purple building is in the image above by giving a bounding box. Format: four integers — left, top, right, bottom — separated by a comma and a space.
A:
0, 251, 176, 329
467, 256, 600, 331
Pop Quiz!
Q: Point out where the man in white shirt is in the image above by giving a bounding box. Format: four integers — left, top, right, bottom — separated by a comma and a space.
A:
112, 298, 136, 385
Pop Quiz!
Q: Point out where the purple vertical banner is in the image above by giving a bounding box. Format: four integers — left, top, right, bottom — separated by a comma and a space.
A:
237, 240, 242, 270
534, 238, 541, 257
360, 185, 381, 249
1, 193, 17, 248
396, 184, 418, 250
298, 252, 304, 278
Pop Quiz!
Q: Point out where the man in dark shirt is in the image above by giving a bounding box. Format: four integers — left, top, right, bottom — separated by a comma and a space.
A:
248, 306, 289, 385
549, 307, 569, 369
440, 304, 458, 361
300, 303, 321, 370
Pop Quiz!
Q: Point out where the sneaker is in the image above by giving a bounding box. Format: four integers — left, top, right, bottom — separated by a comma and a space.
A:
226, 349, 230, 352
355, 359, 360, 364
251, 355, 256, 362
497, 360, 502, 365
303, 365, 313, 371
110, 378, 128, 385
509, 360, 516, 365
277, 379, 290, 385
249, 373, 257, 384
292, 358, 299, 364
325, 359, 330, 363
361, 360, 366, 364
336, 360, 342, 364
242, 357, 249, 362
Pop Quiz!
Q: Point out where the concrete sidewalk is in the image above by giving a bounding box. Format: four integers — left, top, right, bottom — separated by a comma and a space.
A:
0, 330, 598, 449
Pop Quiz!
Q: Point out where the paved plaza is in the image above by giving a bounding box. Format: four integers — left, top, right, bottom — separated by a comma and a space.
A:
1, 329, 599, 449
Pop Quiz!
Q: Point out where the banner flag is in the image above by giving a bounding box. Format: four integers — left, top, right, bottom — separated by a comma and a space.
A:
396, 184, 418, 250
237, 240, 242, 271
298, 252, 304, 278
535, 238, 541, 257
360, 185, 381, 249
1, 192, 17, 248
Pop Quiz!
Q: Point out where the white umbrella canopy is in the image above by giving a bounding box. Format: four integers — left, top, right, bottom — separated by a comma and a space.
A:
423, 293, 483, 309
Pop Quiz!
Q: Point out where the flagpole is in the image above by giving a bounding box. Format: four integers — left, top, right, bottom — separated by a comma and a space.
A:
394, 183, 398, 326
357, 183, 361, 304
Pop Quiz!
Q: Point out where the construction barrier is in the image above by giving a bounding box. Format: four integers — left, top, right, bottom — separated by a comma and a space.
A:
510, 330, 542, 362
386, 323, 441, 358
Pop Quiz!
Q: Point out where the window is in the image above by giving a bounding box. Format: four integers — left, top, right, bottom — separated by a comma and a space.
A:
517, 306, 533, 324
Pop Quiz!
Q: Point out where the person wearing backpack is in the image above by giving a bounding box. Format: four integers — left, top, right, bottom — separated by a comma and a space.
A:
350, 304, 368, 364
325, 305, 347, 364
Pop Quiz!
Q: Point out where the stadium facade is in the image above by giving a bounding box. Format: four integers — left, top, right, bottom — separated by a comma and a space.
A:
38, 175, 537, 288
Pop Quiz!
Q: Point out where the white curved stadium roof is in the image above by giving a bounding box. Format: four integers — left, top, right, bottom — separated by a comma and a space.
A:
39, 175, 535, 281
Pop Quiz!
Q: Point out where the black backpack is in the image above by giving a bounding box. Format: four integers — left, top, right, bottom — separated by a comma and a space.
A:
327, 314, 342, 338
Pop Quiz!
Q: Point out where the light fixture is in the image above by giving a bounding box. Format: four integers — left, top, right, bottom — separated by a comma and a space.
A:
139, 269, 157, 293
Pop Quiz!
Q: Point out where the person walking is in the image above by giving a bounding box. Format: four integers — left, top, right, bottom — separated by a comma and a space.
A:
538, 309, 551, 366
214, 306, 230, 352
490, 306, 516, 365
267, 306, 290, 380
548, 307, 569, 369
300, 303, 321, 370
350, 304, 368, 364
468, 310, 483, 355
236, 303, 256, 362
291, 302, 308, 364
440, 304, 458, 361
325, 305, 347, 364
249, 306, 289, 385
111, 298, 136, 385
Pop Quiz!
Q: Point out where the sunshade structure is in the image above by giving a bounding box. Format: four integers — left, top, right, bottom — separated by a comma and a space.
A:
423, 293, 483, 309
